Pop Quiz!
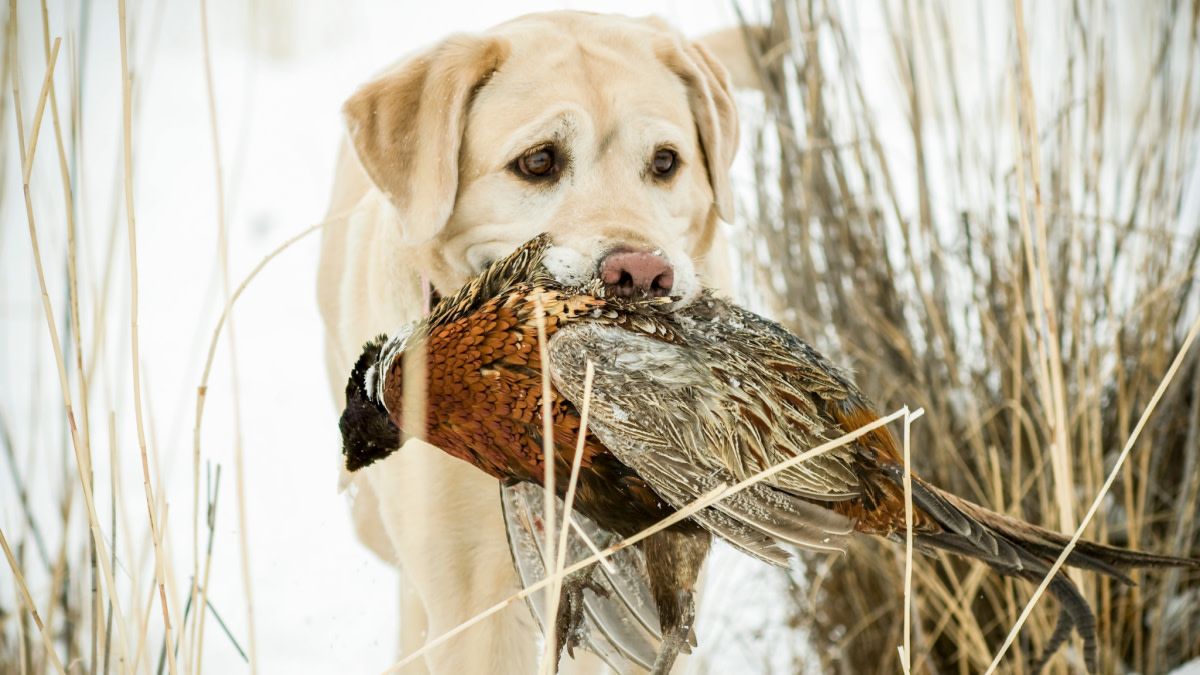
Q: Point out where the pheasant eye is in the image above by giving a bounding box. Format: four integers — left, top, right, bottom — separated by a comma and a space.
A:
651, 148, 678, 178
515, 145, 558, 179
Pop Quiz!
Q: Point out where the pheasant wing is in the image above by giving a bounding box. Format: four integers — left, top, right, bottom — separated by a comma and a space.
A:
547, 320, 855, 561
500, 482, 663, 672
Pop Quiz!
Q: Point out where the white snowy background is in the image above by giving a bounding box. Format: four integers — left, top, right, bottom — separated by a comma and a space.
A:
2, 0, 1199, 674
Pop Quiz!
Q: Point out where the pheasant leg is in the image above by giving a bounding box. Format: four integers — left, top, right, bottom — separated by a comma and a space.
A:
641, 525, 710, 675
554, 563, 610, 665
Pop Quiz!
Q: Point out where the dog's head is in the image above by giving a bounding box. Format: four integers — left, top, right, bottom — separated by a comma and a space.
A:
342, 11, 739, 305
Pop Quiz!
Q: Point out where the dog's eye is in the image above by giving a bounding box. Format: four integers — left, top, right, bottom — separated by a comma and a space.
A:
651, 148, 678, 178
515, 146, 559, 179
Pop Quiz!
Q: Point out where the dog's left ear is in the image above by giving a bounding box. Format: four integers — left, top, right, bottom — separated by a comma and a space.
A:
342, 35, 511, 244
654, 29, 740, 223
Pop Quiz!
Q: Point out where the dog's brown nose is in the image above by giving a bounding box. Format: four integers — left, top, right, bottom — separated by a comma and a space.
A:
599, 250, 674, 297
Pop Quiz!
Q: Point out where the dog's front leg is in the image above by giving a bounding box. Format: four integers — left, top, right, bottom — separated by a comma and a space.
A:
365, 441, 538, 674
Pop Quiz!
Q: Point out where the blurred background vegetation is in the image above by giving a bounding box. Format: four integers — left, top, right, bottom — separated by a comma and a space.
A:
734, 1, 1200, 673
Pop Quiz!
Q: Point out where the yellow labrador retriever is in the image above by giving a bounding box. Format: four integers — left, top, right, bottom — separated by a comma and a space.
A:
318, 11, 748, 673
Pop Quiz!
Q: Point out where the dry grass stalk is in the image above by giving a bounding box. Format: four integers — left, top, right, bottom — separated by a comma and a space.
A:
537, 360, 597, 675
985, 292, 1200, 673
9, 1, 135, 670
532, 294, 561, 674
1012, 0, 1076, 545
4, 0, 335, 668
736, 0, 1200, 672
35, 0, 100, 663
191, 463, 222, 675
0, 525, 67, 675
116, 0, 179, 670
194, 0, 255, 670
900, 406, 925, 674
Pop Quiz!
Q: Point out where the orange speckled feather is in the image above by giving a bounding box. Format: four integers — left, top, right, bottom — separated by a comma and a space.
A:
825, 400, 939, 537
379, 287, 677, 532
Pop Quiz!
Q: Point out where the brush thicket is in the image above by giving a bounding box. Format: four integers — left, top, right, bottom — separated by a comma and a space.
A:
735, 1, 1200, 673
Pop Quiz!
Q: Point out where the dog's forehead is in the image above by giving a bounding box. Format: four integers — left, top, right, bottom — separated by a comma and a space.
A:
488, 11, 673, 47
472, 17, 691, 122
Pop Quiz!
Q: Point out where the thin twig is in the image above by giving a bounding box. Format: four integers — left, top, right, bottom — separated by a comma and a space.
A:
983, 307, 1200, 673
116, 0, 177, 670
532, 294, 558, 674
11, 3, 133, 667
157, 583, 192, 675
35, 1, 89, 493
557, 361, 595, 572
104, 413, 118, 675
195, 0, 254, 669
202, 597, 249, 663
1012, 0, 1076, 540
193, 218, 329, 456
0, 411, 52, 569
187, 218, 328, 668
538, 360, 595, 675
567, 519, 615, 574
19, 35, 57, 183
194, 463, 223, 673
0, 525, 68, 675
898, 406, 925, 674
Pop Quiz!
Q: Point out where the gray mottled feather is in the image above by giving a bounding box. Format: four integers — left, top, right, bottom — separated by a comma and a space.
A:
500, 482, 662, 672
548, 319, 855, 562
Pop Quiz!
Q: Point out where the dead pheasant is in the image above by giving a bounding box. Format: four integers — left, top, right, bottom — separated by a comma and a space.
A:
340, 234, 1200, 674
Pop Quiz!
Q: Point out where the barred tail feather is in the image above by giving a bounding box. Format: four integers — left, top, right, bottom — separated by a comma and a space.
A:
880, 461, 1200, 673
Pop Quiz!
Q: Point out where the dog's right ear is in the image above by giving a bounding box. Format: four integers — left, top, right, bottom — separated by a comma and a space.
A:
342, 35, 510, 244
694, 25, 769, 92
